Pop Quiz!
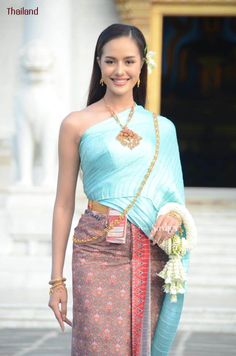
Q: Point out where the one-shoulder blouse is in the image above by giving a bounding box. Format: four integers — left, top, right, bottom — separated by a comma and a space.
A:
78, 104, 185, 238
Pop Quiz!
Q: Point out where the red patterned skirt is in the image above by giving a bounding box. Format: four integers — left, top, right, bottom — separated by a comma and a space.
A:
71, 207, 168, 356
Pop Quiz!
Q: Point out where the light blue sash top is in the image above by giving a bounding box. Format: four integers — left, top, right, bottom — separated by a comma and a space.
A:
79, 104, 191, 355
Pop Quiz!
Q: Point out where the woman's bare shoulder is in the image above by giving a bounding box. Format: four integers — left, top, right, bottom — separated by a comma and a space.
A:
67, 102, 103, 124
63, 107, 91, 124
60, 103, 102, 144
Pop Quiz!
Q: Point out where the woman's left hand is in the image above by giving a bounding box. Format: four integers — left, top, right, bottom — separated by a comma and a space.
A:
150, 213, 181, 245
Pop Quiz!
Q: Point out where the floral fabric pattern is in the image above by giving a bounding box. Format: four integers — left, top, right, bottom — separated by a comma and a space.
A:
71, 207, 168, 356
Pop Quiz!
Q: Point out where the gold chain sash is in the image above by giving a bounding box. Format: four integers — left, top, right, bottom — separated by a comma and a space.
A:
73, 112, 160, 243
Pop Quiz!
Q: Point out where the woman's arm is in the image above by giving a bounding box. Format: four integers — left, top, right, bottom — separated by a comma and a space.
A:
48, 111, 82, 332
50, 112, 81, 280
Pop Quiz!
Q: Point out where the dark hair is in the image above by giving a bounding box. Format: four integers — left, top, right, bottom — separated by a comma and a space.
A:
87, 23, 148, 107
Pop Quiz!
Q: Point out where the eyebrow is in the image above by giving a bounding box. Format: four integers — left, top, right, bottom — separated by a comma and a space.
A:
104, 56, 136, 59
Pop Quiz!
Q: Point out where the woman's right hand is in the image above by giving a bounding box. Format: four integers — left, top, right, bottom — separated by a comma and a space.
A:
48, 284, 72, 331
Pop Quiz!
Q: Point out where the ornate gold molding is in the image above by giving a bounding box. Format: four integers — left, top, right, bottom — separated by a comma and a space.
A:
151, 0, 236, 3
114, 0, 151, 40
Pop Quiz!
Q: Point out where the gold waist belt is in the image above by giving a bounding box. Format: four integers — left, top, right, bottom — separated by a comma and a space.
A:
87, 199, 110, 214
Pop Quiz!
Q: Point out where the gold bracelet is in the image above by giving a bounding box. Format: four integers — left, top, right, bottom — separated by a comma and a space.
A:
49, 277, 66, 285
49, 282, 66, 295
167, 211, 182, 225
50, 281, 65, 288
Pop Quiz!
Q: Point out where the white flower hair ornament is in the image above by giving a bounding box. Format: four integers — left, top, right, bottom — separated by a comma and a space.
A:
143, 46, 157, 74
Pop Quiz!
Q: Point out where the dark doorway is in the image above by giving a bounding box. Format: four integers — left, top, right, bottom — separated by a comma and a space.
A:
161, 17, 236, 187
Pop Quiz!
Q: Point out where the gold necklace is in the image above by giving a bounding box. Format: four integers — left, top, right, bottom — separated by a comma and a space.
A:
103, 98, 142, 149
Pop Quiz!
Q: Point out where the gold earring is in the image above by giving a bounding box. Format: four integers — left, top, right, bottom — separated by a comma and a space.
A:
137, 78, 140, 88
100, 78, 104, 86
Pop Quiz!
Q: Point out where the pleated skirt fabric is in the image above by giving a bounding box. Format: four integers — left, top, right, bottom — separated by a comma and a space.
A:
71, 207, 169, 356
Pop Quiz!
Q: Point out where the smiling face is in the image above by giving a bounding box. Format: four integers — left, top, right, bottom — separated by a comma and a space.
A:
97, 36, 144, 97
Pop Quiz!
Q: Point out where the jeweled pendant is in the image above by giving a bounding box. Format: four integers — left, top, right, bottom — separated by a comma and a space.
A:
116, 127, 142, 149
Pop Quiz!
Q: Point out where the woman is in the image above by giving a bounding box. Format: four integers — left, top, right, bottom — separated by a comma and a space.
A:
48, 23, 196, 356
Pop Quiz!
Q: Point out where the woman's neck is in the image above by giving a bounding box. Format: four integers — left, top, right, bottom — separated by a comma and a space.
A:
102, 92, 135, 111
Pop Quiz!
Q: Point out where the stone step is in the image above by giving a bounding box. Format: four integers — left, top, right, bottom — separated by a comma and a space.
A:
190, 246, 235, 256
186, 285, 236, 300
0, 304, 235, 333
192, 250, 236, 259
185, 287, 235, 312
190, 253, 236, 266
189, 255, 236, 265
0, 303, 73, 329
180, 307, 236, 333
196, 226, 236, 235
193, 212, 236, 217
188, 275, 234, 284
187, 276, 236, 287
189, 270, 234, 279
189, 270, 235, 279
191, 236, 236, 246
195, 219, 235, 225
195, 216, 236, 221
0, 256, 72, 288
194, 220, 236, 226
